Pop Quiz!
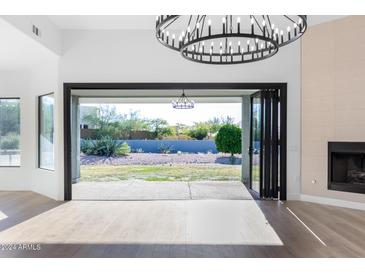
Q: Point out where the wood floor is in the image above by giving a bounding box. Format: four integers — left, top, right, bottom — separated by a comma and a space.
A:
0, 191, 364, 257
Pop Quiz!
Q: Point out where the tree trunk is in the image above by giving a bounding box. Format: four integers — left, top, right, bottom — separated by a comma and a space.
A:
230, 153, 235, 165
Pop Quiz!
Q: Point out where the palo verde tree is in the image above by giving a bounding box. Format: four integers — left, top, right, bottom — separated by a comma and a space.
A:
215, 124, 242, 163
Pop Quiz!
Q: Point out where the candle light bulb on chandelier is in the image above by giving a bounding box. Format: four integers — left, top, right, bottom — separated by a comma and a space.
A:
156, 15, 307, 64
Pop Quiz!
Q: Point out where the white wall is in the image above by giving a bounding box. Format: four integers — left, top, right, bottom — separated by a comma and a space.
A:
59, 29, 302, 199
0, 18, 60, 200
28, 62, 61, 200
0, 15, 62, 55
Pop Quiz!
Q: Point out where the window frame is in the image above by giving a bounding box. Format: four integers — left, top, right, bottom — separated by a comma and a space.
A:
0, 97, 21, 168
38, 92, 55, 171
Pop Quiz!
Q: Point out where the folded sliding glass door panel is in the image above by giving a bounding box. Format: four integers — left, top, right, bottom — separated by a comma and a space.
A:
249, 89, 285, 200
249, 92, 263, 195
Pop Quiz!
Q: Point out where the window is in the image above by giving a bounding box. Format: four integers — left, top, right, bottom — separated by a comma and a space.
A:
0, 98, 20, 167
39, 93, 55, 170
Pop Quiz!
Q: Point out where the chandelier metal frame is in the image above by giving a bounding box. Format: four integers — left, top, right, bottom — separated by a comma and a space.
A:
156, 15, 307, 65
172, 90, 195, 109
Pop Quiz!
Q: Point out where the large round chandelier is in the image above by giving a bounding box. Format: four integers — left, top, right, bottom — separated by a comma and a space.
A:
156, 15, 307, 65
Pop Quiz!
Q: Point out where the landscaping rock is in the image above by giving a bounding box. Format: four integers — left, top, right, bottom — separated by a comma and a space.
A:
80, 153, 242, 166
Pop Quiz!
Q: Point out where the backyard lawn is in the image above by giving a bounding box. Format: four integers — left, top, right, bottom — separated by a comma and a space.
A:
80, 164, 242, 182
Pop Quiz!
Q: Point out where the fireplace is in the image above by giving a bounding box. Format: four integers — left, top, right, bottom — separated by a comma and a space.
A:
328, 142, 365, 194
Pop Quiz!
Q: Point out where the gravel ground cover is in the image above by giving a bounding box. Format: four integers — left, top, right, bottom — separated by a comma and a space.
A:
80, 153, 242, 166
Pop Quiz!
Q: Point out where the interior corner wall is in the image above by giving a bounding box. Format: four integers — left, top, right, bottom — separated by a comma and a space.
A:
0, 61, 60, 199
301, 16, 365, 204
59, 29, 302, 199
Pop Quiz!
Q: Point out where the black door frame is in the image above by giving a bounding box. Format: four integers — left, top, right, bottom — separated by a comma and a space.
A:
249, 89, 285, 200
63, 82, 287, 201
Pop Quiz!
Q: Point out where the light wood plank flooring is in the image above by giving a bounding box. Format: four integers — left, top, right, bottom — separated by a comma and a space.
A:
0, 191, 364, 257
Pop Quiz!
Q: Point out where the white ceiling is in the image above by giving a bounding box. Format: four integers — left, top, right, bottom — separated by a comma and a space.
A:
79, 97, 243, 104
74, 89, 258, 103
72, 89, 257, 99
48, 15, 347, 30
48, 15, 156, 30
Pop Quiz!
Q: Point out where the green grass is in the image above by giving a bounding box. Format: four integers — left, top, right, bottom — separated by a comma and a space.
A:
80, 164, 242, 182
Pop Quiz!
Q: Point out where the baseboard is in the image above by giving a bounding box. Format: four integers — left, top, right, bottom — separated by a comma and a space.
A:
287, 193, 301, 200
300, 194, 365, 211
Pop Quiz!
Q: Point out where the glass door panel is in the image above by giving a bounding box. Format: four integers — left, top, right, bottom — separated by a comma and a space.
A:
250, 94, 262, 194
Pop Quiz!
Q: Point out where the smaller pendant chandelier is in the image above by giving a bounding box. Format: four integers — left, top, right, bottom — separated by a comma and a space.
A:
172, 90, 195, 109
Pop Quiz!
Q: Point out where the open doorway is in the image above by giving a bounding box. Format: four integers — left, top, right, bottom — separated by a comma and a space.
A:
63, 83, 287, 201
74, 99, 244, 200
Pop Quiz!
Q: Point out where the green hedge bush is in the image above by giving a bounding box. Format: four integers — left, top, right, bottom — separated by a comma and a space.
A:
215, 124, 241, 163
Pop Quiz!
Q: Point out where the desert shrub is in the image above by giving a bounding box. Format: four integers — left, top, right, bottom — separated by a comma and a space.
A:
133, 148, 144, 153
0, 133, 19, 150
215, 124, 242, 163
81, 136, 123, 157
95, 123, 121, 139
80, 139, 95, 155
158, 143, 174, 154
93, 136, 120, 157
188, 125, 208, 140
116, 142, 131, 156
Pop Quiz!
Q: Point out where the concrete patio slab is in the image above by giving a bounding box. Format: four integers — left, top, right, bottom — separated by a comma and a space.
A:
190, 181, 252, 200
72, 181, 251, 200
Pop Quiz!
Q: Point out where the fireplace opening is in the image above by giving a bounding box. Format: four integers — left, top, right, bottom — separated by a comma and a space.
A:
328, 142, 365, 194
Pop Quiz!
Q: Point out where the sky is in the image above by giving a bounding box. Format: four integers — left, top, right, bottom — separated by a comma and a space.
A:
83, 103, 242, 126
